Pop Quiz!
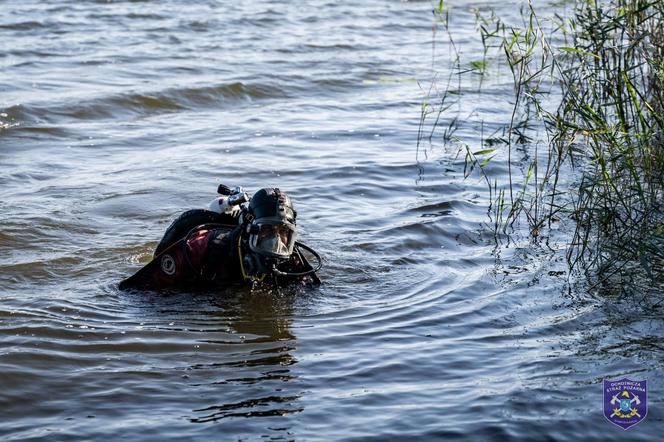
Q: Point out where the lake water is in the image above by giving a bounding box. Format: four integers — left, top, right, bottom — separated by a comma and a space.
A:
1, 0, 661, 440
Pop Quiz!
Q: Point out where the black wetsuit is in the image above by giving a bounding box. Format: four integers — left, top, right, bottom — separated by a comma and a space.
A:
197, 225, 244, 285
119, 225, 246, 290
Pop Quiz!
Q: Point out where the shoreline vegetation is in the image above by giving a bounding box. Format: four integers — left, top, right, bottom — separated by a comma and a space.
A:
422, 0, 664, 300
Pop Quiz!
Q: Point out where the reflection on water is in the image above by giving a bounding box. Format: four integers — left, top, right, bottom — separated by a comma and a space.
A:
189, 291, 303, 424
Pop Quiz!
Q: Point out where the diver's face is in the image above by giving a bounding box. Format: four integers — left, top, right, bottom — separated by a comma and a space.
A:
253, 223, 295, 258
258, 224, 291, 245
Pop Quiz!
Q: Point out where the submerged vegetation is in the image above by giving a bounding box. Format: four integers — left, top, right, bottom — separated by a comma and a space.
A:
422, 0, 664, 298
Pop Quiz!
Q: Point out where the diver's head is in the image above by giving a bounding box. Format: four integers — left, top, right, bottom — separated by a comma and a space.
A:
246, 188, 297, 264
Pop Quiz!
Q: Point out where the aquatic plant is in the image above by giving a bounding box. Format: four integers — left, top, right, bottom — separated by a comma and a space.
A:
422, 0, 664, 298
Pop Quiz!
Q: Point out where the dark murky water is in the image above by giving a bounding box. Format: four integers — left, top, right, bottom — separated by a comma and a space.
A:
1, 1, 662, 440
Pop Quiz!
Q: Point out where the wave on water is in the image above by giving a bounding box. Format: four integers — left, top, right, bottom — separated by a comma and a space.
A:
0, 82, 286, 125
0, 21, 46, 31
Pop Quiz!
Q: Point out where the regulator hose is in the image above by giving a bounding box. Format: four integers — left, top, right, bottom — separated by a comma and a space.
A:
271, 241, 323, 277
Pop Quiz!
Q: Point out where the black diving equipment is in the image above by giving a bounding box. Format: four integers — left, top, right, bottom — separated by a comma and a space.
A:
211, 185, 319, 281
119, 183, 323, 290
242, 238, 323, 279
246, 188, 297, 260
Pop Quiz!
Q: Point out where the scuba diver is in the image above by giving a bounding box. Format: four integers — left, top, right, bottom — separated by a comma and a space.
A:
119, 185, 322, 290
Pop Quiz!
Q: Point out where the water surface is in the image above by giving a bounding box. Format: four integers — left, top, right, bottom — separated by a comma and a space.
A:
1, 0, 662, 440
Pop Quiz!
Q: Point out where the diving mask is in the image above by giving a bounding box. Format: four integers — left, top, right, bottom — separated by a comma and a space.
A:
248, 220, 296, 259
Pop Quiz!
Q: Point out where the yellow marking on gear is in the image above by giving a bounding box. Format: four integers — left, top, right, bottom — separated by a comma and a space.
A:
238, 235, 265, 282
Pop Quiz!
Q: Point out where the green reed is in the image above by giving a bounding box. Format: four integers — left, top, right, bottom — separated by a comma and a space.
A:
423, 0, 664, 297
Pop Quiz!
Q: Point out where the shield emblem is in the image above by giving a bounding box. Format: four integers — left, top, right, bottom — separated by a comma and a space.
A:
603, 378, 647, 430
